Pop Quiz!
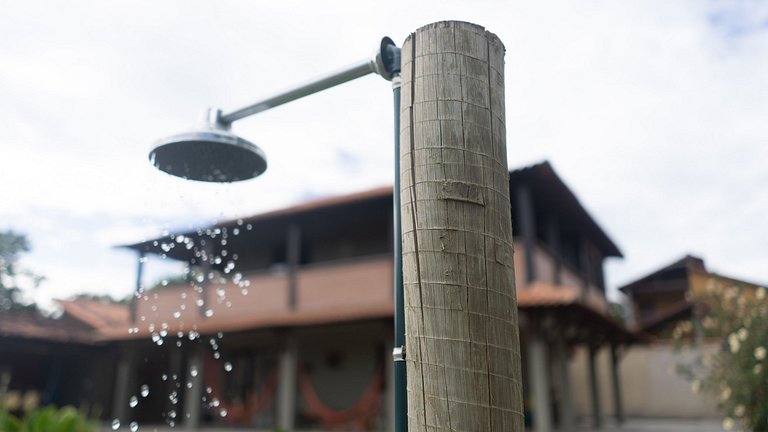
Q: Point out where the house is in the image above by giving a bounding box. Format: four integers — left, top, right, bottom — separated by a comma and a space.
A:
620, 255, 763, 339
571, 255, 766, 419
7, 160, 635, 431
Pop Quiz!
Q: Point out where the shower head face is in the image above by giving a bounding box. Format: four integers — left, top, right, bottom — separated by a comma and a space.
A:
150, 128, 267, 182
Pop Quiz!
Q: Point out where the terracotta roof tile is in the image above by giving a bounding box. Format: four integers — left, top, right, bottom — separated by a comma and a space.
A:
57, 299, 130, 330
0, 312, 95, 343
97, 304, 394, 341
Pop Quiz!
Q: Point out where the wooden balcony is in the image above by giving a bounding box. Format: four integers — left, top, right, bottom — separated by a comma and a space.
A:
110, 256, 393, 339
105, 241, 610, 340
513, 239, 609, 314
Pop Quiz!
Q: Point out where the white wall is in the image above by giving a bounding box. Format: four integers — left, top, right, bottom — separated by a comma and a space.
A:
569, 343, 720, 418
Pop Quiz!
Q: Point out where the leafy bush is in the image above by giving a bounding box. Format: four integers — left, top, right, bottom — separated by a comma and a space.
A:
0, 406, 96, 432
674, 281, 768, 431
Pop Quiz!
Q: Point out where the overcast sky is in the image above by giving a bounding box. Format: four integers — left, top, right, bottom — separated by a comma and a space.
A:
1, 0, 766, 309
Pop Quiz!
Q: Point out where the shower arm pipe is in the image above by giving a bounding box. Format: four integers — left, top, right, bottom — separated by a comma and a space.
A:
219, 60, 377, 126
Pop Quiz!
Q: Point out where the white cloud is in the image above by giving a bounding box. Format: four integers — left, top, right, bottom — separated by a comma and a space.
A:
0, 0, 766, 305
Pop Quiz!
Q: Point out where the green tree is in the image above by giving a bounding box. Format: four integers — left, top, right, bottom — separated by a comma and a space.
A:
0, 231, 43, 312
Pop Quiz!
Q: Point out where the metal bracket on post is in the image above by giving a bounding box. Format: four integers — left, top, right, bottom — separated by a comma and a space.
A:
393, 345, 406, 362
375, 37, 401, 81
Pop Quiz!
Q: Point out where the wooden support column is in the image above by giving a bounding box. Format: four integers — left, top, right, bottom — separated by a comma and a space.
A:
276, 333, 297, 431
595, 248, 606, 293
515, 184, 536, 284
199, 241, 213, 317
544, 216, 561, 284
588, 344, 603, 429
185, 346, 204, 430
555, 335, 574, 432
167, 347, 183, 419
610, 344, 625, 426
400, 21, 524, 431
287, 224, 301, 309
527, 336, 552, 432
112, 348, 136, 424
579, 238, 592, 299
130, 252, 145, 324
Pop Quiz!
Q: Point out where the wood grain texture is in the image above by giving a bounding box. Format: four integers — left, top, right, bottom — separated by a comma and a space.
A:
400, 21, 524, 431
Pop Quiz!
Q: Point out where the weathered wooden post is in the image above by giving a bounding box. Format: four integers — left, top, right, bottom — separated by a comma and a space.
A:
399, 21, 524, 431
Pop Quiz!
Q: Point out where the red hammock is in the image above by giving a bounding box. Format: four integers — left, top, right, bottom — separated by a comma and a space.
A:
298, 363, 384, 430
204, 354, 278, 425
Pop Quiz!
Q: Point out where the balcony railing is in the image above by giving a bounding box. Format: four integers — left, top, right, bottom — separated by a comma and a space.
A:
513, 239, 608, 314
130, 255, 393, 336
124, 242, 610, 338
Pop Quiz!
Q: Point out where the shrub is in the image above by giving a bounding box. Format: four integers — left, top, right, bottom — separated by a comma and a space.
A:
674, 282, 768, 431
0, 405, 96, 432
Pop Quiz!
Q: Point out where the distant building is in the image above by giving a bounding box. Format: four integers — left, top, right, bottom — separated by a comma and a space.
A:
1, 161, 637, 431
580, 255, 767, 419
620, 255, 763, 339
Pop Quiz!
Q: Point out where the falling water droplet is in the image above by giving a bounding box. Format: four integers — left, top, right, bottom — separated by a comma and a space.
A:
219, 409, 228, 417
140, 385, 149, 398
173, 311, 181, 318
213, 352, 221, 359
129, 395, 138, 408
129, 421, 139, 432
111, 419, 120, 430
168, 410, 176, 419
161, 374, 168, 381
190, 366, 198, 377
196, 299, 204, 307
204, 309, 214, 317
224, 362, 233, 372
